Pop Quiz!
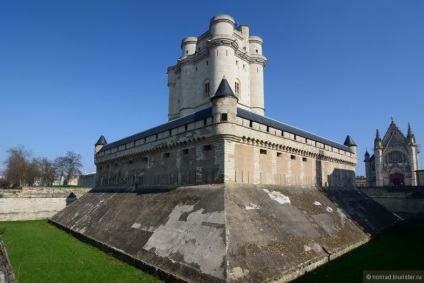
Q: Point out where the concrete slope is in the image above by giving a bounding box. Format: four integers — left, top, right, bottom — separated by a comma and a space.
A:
50, 184, 397, 282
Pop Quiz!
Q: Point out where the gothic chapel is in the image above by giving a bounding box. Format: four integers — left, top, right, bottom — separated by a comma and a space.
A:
364, 118, 419, 186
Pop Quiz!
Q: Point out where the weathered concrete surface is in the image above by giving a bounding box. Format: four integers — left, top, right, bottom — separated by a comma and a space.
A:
360, 187, 424, 219
50, 184, 397, 282
0, 236, 16, 283
0, 188, 90, 221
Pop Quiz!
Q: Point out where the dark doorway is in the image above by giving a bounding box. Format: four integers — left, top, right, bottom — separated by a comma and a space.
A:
390, 173, 404, 186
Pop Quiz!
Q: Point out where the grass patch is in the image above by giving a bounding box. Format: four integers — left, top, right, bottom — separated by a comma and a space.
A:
1, 219, 423, 283
0, 220, 162, 283
294, 219, 424, 283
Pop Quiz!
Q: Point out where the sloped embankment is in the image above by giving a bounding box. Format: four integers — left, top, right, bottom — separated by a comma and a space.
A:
50, 184, 397, 282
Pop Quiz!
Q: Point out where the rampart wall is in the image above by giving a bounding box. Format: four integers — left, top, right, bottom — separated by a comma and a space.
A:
95, 108, 356, 189
360, 187, 424, 218
0, 187, 91, 221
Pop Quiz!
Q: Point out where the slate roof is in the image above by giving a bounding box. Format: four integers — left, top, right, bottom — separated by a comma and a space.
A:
100, 107, 352, 153
95, 135, 107, 146
237, 108, 353, 152
210, 77, 238, 102
344, 135, 357, 147
100, 107, 212, 151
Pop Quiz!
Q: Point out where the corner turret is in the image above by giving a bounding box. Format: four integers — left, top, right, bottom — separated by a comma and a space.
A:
211, 77, 238, 124
344, 135, 357, 154
95, 135, 107, 154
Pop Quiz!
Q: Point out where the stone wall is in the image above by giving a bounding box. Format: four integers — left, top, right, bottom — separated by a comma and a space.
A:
0, 236, 16, 283
95, 103, 356, 189
0, 187, 91, 221
360, 187, 424, 218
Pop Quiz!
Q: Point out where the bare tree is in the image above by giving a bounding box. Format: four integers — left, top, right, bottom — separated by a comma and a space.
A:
36, 157, 56, 186
64, 151, 82, 184
54, 156, 68, 185
25, 158, 40, 186
54, 152, 82, 185
3, 146, 32, 187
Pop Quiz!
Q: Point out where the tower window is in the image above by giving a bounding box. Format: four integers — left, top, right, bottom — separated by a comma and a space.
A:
260, 149, 267, 155
235, 82, 240, 96
291, 155, 296, 160
182, 149, 189, 155
221, 113, 228, 121
302, 157, 307, 162
203, 145, 212, 151
256, 49, 258, 53
163, 152, 170, 158
205, 81, 210, 97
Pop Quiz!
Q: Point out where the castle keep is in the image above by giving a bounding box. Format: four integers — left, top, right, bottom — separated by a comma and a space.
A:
94, 14, 357, 188
51, 15, 397, 283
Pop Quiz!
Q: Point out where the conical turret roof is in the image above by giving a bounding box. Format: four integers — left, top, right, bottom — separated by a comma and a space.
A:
344, 135, 356, 147
210, 77, 238, 102
95, 135, 107, 146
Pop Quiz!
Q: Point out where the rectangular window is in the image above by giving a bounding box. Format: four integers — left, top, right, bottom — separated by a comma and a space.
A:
291, 155, 296, 160
249, 120, 253, 127
163, 152, 170, 158
182, 149, 189, 155
143, 157, 148, 162
302, 157, 307, 162
205, 82, 210, 97
235, 82, 240, 95
277, 152, 282, 157
203, 145, 212, 151
221, 113, 228, 121
260, 149, 267, 155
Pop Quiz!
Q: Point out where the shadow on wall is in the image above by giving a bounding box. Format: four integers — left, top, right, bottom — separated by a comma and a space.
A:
328, 168, 356, 187
316, 159, 355, 187
316, 160, 322, 187
318, 186, 399, 236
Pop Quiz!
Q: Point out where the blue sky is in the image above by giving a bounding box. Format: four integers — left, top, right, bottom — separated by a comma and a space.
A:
1, 0, 423, 176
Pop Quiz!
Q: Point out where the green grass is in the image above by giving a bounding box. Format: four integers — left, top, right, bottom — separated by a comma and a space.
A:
1, 220, 423, 283
0, 220, 162, 283
294, 219, 424, 283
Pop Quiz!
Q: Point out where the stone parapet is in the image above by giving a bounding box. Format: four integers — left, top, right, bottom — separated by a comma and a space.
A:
0, 188, 91, 221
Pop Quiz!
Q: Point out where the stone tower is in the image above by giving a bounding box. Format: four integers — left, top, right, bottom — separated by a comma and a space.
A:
167, 14, 267, 121
364, 118, 419, 186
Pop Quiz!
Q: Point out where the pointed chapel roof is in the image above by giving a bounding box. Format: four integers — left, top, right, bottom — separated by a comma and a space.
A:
210, 77, 238, 102
381, 117, 407, 146
344, 135, 356, 147
95, 135, 107, 146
